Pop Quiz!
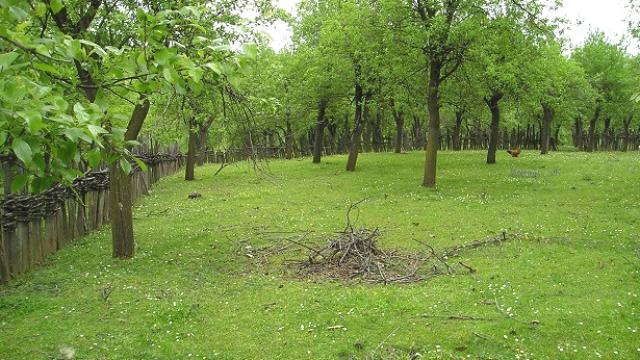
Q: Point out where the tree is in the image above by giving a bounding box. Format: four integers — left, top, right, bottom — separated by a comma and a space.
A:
531, 43, 595, 154
573, 32, 631, 152
470, 15, 540, 164
2, 1, 251, 258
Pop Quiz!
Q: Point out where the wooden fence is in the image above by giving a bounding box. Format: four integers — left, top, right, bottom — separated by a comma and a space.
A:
0, 154, 183, 282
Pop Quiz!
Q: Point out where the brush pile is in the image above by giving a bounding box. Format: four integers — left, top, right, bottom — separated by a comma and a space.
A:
291, 227, 428, 284
251, 202, 516, 284
288, 228, 513, 284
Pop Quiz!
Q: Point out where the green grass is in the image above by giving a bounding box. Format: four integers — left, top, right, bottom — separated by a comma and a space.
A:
1, 151, 639, 359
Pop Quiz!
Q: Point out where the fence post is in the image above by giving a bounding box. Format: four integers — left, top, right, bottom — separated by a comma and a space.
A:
0, 212, 9, 283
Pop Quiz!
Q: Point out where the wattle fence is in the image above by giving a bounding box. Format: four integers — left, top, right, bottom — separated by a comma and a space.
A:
0, 153, 183, 283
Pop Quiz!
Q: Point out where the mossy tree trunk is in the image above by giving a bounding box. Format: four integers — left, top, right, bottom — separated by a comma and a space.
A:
452, 110, 464, 151
622, 114, 632, 152
285, 120, 294, 159
587, 104, 601, 152
110, 97, 150, 259
540, 103, 554, 155
312, 100, 328, 164
346, 82, 364, 172
485, 91, 503, 164
423, 61, 443, 187
185, 118, 198, 181
391, 99, 404, 154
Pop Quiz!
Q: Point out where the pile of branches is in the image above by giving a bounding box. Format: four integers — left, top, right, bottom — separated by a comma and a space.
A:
288, 229, 512, 284
289, 227, 427, 284
281, 201, 512, 284
278, 203, 513, 284
234, 200, 517, 284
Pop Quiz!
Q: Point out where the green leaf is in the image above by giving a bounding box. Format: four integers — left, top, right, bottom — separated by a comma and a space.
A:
57, 140, 77, 162
18, 110, 45, 133
243, 43, 258, 60
50, 0, 65, 14
187, 66, 203, 83
133, 156, 147, 172
207, 44, 230, 53
73, 102, 90, 123
65, 39, 84, 60
11, 173, 28, 193
8, 5, 28, 21
87, 124, 107, 138
35, 2, 48, 17
162, 66, 180, 84
29, 177, 48, 192
12, 139, 32, 164
180, 6, 201, 18
154, 48, 177, 66
64, 128, 91, 142
119, 158, 132, 175
32, 177, 54, 192
79, 40, 107, 57
205, 62, 222, 75
0, 52, 20, 72
1, 80, 20, 102
125, 140, 141, 147
85, 149, 103, 168
32, 154, 46, 173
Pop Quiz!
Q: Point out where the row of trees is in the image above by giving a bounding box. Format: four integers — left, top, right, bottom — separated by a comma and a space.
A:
220, 0, 639, 186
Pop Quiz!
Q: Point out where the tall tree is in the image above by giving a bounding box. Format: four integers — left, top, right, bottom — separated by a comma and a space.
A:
573, 32, 630, 152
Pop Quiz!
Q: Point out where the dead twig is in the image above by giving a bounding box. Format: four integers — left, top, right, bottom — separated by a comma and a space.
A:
369, 326, 401, 359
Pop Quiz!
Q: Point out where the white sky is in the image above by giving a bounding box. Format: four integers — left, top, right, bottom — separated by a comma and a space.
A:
556, 0, 634, 52
263, 0, 636, 53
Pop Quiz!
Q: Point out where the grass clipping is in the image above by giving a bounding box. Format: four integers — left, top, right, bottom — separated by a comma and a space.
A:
284, 201, 511, 284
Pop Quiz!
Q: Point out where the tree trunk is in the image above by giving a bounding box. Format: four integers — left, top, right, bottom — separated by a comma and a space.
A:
339, 114, 351, 154
423, 62, 442, 187
346, 83, 364, 172
452, 110, 463, 151
312, 101, 328, 164
196, 119, 213, 166
412, 115, 425, 150
540, 103, 554, 155
485, 92, 503, 164
552, 124, 561, 151
285, 120, 294, 159
574, 118, 584, 150
196, 130, 207, 166
622, 114, 632, 152
372, 111, 384, 152
603, 117, 611, 151
327, 120, 338, 155
361, 101, 373, 153
185, 119, 197, 181
109, 164, 134, 258
110, 97, 150, 259
587, 105, 601, 152
391, 100, 404, 154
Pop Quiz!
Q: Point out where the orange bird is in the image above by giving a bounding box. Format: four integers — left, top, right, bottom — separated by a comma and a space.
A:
507, 148, 521, 158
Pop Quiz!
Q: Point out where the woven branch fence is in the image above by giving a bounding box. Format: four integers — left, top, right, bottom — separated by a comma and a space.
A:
0, 153, 183, 282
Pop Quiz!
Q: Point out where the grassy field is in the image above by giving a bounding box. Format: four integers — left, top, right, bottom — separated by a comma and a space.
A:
1, 151, 639, 359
